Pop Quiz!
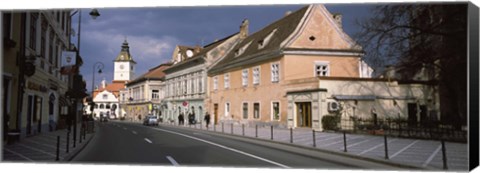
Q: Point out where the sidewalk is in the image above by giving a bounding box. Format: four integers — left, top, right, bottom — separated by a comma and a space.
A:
164, 122, 468, 171
2, 122, 95, 162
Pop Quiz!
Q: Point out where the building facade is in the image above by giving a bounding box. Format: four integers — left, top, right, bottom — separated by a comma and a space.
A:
163, 30, 242, 124
207, 5, 367, 129
3, 11, 73, 138
87, 40, 136, 119
119, 63, 171, 121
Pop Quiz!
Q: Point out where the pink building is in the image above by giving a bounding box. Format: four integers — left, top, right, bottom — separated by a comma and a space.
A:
207, 4, 368, 129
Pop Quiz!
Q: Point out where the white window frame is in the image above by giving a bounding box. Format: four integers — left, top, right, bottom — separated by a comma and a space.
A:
242, 102, 249, 119
253, 102, 260, 119
271, 62, 280, 83
271, 101, 280, 121
213, 76, 218, 90
152, 90, 159, 100
242, 69, 248, 87
314, 61, 330, 77
224, 73, 230, 89
253, 66, 260, 85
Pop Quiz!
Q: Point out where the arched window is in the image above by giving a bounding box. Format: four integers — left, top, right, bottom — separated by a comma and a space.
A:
106, 103, 111, 109
95, 104, 98, 108
100, 104, 104, 109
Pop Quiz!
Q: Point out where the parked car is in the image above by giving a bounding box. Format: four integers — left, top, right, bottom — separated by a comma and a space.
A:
143, 115, 158, 126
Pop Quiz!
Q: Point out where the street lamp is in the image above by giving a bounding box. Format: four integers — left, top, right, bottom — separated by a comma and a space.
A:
69, 8, 100, 146
90, 62, 104, 116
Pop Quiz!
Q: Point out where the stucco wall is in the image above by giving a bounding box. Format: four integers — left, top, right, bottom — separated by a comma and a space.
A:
283, 54, 360, 80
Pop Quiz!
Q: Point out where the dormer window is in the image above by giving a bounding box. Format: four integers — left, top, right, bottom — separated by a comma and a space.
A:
258, 29, 277, 49
235, 41, 252, 57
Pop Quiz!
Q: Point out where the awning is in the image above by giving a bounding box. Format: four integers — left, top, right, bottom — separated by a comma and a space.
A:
333, 95, 376, 101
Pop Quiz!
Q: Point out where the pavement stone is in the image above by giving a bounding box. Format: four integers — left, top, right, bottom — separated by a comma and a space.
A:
2, 122, 95, 163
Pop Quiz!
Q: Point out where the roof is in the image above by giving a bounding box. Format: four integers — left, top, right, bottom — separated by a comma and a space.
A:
114, 39, 136, 64
164, 32, 239, 73
93, 80, 127, 98
209, 5, 309, 74
127, 63, 173, 86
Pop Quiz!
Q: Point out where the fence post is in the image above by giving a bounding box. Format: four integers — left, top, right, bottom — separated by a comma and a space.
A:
242, 124, 245, 136
442, 139, 448, 170
66, 131, 70, 153
222, 122, 224, 133
79, 127, 82, 144
343, 131, 347, 152
83, 127, 86, 140
312, 129, 316, 147
214, 123, 216, 132
56, 136, 60, 161
290, 128, 293, 143
384, 134, 389, 159
271, 125, 274, 140
255, 124, 258, 138
231, 123, 234, 134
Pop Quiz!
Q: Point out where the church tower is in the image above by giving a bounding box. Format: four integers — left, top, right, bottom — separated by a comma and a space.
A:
114, 39, 136, 81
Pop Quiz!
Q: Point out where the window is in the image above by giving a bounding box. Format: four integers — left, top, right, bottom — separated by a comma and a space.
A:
224, 73, 230, 89
253, 102, 260, 119
152, 90, 159, 100
29, 13, 38, 50
242, 102, 248, 119
198, 76, 203, 93
213, 76, 218, 90
103, 94, 108, 100
272, 102, 280, 120
253, 66, 260, 85
41, 19, 47, 58
48, 30, 54, 63
99, 104, 104, 109
271, 63, 279, 82
242, 69, 248, 87
235, 41, 252, 57
315, 61, 330, 77
191, 78, 195, 94
225, 102, 230, 117
106, 104, 111, 109
258, 29, 277, 49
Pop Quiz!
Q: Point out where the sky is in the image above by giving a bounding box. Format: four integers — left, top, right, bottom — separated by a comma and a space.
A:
73, 2, 376, 92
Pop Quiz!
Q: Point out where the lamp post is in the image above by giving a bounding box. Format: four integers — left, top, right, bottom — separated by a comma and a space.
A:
69, 8, 100, 145
90, 62, 104, 116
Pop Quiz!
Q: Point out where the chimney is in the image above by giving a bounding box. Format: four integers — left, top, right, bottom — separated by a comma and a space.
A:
285, 11, 292, 16
194, 46, 201, 53
332, 13, 342, 29
101, 78, 106, 88
239, 19, 249, 39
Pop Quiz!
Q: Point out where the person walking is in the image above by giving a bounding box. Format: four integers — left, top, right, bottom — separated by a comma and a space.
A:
204, 112, 210, 128
178, 113, 184, 125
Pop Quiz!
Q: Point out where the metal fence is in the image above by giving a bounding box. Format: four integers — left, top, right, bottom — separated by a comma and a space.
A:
338, 118, 467, 142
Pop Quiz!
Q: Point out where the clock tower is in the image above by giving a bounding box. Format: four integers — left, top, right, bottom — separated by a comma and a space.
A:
114, 39, 136, 81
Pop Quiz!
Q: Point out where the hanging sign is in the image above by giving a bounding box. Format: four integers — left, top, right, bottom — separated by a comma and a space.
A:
60, 51, 77, 75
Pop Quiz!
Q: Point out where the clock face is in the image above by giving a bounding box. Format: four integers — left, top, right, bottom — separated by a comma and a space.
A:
120, 64, 124, 69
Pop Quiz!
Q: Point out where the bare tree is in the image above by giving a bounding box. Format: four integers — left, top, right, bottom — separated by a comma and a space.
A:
355, 3, 467, 128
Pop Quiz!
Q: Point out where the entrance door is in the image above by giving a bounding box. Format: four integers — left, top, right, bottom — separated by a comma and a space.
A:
213, 104, 218, 125
296, 102, 312, 128
407, 103, 417, 127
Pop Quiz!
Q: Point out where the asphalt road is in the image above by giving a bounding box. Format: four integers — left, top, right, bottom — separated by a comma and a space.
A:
71, 121, 406, 170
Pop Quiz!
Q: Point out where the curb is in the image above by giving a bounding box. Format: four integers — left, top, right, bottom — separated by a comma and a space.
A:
62, 132, 96, 161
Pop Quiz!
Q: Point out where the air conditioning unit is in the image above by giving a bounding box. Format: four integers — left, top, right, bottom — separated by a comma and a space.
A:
328, 101, 340, 111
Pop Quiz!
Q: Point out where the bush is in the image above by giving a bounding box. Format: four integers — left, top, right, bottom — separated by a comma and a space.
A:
322, 114, 340, 131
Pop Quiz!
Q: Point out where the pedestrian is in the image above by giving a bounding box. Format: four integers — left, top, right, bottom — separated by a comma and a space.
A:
178, 113, 184, 125
204, 112, 210, 128
188, 112, 194, 124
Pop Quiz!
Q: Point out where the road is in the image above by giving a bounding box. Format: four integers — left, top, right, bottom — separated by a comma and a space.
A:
71, 121, 406, 170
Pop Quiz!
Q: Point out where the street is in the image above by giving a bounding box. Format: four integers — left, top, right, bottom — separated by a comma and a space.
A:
71, 121, 404, 169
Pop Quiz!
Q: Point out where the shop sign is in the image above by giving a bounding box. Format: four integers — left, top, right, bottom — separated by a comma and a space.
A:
27, 81, 48, 93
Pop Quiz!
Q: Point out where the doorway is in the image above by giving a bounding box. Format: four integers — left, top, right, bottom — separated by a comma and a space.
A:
213, 104, 218, 125
296, 102, 312, 128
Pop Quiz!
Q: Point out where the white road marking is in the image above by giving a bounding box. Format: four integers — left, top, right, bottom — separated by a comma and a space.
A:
390, 140, 419, 159
132, 131, 137, 135
144, 138, 152, 143
3, 148, 34, 161
358, 139, 398, 156
422, 144, 442, 167
166, 156, 180, 166
340, 138, 372, 150
152, 128, 291, 168
123, 127, 127, 130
